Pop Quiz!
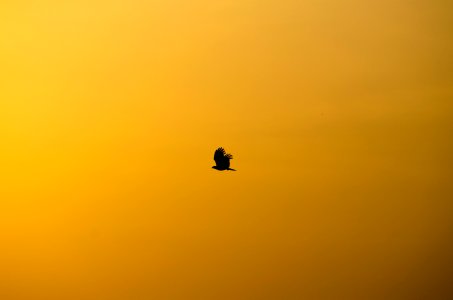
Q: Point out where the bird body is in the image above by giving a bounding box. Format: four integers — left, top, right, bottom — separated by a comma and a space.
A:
212, 147, 236, 171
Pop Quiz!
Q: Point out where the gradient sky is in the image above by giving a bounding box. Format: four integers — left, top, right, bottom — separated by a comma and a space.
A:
1, 1, 452, 299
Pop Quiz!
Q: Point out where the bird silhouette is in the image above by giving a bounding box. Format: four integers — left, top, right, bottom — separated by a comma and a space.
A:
212, 147, 236, 171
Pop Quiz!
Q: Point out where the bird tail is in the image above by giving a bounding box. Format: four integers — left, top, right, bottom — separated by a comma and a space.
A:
227, 168, 236, 171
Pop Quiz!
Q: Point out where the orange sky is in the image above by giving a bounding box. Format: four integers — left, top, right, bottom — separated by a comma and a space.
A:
1, 1, 452, 299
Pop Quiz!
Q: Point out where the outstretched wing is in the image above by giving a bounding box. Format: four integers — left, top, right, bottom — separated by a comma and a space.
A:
214, 147, 226, 167
224, 153, 232, 168
214, 147, 233, 169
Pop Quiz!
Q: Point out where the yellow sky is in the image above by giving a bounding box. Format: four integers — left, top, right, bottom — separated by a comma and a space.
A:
1, 1, 452, 299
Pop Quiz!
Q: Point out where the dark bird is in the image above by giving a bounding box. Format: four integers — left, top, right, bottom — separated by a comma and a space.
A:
212, 147, 236, 171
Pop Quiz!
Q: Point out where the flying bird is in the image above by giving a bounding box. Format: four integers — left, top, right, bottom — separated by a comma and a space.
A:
212, 147, 236, 171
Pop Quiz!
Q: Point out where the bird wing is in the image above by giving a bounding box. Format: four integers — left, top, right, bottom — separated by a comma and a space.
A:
224, 153, 232, 168
214, 147, 226, 166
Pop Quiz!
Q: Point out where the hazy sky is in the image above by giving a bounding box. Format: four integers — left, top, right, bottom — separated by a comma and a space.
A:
1, 1, 452, 299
